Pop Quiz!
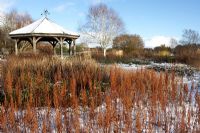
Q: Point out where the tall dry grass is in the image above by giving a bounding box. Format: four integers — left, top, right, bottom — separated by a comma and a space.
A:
0, 55, 199, 132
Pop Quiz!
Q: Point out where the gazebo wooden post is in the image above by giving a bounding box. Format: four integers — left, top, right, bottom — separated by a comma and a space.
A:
50, 41, 57, 55
15, 39, 18, 55
33, 37, 37, 53
69, 41, 72, 55
60, 38, 64, 59
72, 39, 76, 55
51, 42, 57, 55
32, 37, 41, 54
53, 45, 56, 55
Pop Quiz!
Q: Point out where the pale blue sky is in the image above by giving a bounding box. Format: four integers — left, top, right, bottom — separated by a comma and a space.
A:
1, 0, 200, 47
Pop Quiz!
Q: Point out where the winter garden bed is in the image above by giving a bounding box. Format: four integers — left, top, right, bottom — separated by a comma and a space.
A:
0, 56, 199, 132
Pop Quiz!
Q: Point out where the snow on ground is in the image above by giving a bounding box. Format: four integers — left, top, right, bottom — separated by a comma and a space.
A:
1, 62, 200, 132
6, 99, 198, 132
118, 62, 200, 90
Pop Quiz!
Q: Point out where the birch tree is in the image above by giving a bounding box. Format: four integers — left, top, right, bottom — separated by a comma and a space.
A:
80, 3, 124, 57
170, 38, 178, 48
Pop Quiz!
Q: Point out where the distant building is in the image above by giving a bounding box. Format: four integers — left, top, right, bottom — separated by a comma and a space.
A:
111, 49, 123, 57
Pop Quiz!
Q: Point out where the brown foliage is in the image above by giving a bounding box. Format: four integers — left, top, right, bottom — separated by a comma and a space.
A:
1, 55, 199, 132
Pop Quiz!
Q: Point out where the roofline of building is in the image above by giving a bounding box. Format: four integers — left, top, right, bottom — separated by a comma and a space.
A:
9, 33, 80, 39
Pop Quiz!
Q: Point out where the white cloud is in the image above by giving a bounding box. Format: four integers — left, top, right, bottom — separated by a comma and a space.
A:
0, 0, 15, 15
53, 2, 75, 12
0, 0, 15, 24
145, 36, 178, 48
54, 5, 66, 12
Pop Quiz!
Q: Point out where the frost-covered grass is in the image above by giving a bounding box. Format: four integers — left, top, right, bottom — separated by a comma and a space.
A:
119, 62, 200, 86
1, 99, 199, 132
0, 56, 200, 132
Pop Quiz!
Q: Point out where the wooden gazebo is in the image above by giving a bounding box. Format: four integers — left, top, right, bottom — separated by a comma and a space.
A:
9, 16, 80, 58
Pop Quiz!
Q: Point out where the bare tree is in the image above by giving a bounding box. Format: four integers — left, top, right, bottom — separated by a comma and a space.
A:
80, 3, 124, 57
0, 9, 33, 53
180, 29, 200, 45
170, 38, 178, 48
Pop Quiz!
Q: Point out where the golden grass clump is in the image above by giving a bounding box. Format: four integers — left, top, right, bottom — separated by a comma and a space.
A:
0, 55, 199, 132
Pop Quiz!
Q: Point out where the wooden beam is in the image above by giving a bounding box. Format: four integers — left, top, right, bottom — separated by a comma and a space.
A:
68, 41, 72, 55
15, 39, 18, 55
53, 37, 60, 42
10, 33, 80, 39
33, 37, 37, 53
32, 37, 42, 53
36, 37, 42, 42
60, 38, 64, 59
49, 41, 58, 55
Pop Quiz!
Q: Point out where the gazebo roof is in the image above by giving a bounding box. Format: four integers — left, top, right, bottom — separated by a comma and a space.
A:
9, 17, 79, 38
